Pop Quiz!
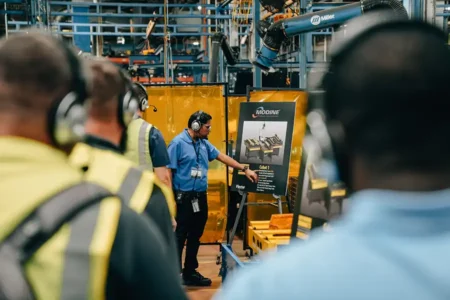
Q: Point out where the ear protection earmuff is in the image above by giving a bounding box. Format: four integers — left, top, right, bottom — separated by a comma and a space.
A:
48, 40, 89, 147
133, 82, 150, 112
191, 110, 204, 132
117, 70, 140, 128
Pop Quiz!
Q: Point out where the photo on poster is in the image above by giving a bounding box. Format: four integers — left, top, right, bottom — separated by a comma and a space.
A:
238, 121, 287, 166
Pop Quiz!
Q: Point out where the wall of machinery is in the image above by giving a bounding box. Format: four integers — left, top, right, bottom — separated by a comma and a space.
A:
0, 0, 446, 90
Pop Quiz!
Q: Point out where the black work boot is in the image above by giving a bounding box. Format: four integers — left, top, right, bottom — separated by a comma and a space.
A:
182, 270, 212, 286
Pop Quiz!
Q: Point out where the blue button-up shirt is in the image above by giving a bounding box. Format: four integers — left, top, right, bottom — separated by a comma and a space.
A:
215, 188, 450, 300
167, 129, 220, 192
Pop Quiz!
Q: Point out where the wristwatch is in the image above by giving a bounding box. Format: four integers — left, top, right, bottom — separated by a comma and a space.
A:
242, 166, 249, 172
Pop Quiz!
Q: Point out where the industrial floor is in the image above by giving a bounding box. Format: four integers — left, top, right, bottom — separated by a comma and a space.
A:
184, 241, 247, 300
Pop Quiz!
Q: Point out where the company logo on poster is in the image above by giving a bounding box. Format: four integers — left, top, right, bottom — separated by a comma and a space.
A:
251, 106, 281, 118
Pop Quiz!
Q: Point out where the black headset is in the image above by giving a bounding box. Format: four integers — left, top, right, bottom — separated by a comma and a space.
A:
133, 82, 150, 112
117, 70, 141, 128
47, 40, 89, 147
77, 52, 142, 129
318, 11, 414, 191
191, 110, 204, 132
318, 12, 449, 193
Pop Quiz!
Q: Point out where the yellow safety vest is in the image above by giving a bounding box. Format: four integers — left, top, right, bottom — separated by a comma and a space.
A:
0, 137, 120, 300
124, 117, 154, 171
69, 142, 176, 217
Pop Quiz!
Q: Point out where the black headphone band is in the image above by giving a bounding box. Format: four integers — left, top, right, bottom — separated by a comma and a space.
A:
58, 40, 87, 104
196, 110, 204, 123
47, 39, 88, 146
116, 69, 140, 128
133, 82, 149, 111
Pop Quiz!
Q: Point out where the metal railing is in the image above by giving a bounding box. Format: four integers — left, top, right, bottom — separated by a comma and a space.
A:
5, 0, 342, 84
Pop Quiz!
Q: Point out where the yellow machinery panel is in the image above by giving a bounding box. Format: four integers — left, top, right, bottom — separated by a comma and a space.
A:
246, 90, 309, 222
227, 96, 247, 145
227, 96, 247, 184
143, 85, 228, 243
247, 215, 310, 255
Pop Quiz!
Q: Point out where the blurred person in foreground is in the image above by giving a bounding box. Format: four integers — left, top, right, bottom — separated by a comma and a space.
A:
0, 32, 187, 299
68, 56, 179, 271
215, 13, 450, 300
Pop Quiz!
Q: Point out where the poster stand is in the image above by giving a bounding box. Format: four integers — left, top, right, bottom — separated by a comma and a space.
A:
290, 147, 308, 239
228, 100, 296, 254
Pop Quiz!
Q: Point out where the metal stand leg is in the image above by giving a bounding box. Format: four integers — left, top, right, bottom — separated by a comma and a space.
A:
228, 191, 247, 247
273, 194, 283, 214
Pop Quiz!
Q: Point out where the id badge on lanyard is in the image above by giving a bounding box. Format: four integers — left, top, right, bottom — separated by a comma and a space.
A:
190, 168, 202, 178
191, 141, 202, 179
192, 198, 200, 213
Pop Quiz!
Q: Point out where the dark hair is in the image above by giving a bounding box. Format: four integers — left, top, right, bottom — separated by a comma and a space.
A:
323, 20, 450, 173
0, 31, 72, 110
188, 110, 212, 128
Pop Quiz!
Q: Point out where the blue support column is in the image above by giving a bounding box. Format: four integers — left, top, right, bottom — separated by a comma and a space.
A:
194, 69, 203, 83
403, 0, 423, 19
252, 0, 262, 88
299, 0, 308, 89
413, 0, 424, 20
73, 5, 91, 53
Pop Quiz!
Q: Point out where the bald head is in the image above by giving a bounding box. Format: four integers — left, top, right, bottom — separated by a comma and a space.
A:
0, 31, 75, 113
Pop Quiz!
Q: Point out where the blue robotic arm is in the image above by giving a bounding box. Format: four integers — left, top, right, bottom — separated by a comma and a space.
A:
253, 0, 408, 71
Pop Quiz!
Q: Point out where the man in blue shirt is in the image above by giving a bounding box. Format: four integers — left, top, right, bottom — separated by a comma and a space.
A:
167, 110, 258, 286
215, 15, 450, 300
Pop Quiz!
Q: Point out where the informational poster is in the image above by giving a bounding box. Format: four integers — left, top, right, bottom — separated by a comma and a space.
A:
231, 102, 296, 195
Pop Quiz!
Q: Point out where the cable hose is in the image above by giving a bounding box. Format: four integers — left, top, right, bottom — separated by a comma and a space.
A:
361, 0, 408, 17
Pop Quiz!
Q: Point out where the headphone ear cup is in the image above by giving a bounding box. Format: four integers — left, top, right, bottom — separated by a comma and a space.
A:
140, 98, 148, 111
49, 40, 88, 147
191, 120, 200, 132
51, 92, 87, 146
120, 91, 139, 127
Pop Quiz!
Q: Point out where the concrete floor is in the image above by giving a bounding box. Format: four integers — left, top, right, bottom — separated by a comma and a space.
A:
182, 240, 249, 300
184, 245, 223, 300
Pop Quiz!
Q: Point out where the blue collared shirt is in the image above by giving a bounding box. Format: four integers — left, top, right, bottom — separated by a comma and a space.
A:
148, 127, 170, 168
167, 129, 220, 192
215, 188, 450, 300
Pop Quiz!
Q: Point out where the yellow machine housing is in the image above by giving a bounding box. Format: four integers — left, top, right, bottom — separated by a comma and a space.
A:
247, 213, 311, 255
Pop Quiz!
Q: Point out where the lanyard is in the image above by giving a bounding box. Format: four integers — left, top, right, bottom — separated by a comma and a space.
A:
184, 130, 202, 192
185, 130, 201, 166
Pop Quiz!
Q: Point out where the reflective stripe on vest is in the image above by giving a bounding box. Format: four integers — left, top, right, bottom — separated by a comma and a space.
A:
24, 196, 120, 300
117, 168, 156, 214
61, 203, 100, 299
125, 118, 153, 171
60, 197, 121, 300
